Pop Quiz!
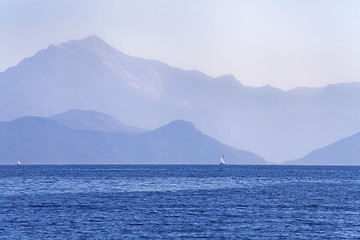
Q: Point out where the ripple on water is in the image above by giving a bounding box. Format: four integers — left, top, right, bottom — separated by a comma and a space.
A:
1, 165, 360, 239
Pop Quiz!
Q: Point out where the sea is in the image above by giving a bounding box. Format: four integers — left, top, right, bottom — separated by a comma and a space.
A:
1, 165, 360, 239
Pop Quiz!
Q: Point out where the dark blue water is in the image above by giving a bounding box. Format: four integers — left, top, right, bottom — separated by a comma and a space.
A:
1, 165, 360, 239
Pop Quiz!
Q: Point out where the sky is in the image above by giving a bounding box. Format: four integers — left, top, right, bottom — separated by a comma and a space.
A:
0, 0, 360, 90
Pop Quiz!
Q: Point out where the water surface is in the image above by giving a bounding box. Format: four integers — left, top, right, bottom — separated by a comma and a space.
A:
1, 165, 360, 239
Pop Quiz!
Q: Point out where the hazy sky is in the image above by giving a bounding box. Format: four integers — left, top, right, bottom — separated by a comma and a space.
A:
1, 0, 359, 89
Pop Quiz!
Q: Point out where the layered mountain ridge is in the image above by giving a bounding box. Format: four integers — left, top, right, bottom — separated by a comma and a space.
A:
0, 113, 266, 165
1, 35, 360, 162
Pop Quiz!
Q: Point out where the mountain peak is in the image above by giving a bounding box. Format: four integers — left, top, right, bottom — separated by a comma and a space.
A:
58, 35, 118, 55
217, 74, 238, 82
166, 120, 196, 130
84, 35, 104, 42
63, 35, 106, 45
150, 120, 198, 136
216, 74, 243, 88
79, 35, 109, 46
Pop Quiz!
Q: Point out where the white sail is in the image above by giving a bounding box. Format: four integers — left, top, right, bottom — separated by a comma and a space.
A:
17, 160, 21, 165
220, 155, 225, 165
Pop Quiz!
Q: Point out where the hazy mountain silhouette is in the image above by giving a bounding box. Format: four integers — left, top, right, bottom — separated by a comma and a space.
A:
284, 132, 360, 165
50, 109, 146, 133
1, 35, 360, 162
0, 117, 265, 165
143, 120, 266, 164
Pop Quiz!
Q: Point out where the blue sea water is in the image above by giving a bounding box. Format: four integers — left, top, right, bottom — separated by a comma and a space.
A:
1, 165, 360, 239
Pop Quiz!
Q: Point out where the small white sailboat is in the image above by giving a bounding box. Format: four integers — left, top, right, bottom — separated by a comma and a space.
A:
220, 155, 226, 165
17, 160, 21, 165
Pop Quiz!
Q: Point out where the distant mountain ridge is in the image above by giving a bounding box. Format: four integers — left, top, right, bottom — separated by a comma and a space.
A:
1, 35, 360, 162
50, 109, 146, 133
0, 115, 266, 165
284, 132, 360, 165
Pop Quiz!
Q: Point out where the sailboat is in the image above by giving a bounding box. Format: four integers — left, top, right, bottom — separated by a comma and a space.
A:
219, 155, 226, 165
17, 160, 21, 165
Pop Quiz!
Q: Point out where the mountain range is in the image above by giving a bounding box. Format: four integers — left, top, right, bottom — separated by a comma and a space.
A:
285, 131, 360, 165
0, 35, 360, 163
0, 111, 266, 165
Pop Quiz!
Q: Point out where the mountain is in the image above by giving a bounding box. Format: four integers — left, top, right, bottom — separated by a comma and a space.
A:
0, 117, 266, 165
284, 132, 360, 165
1, 35, 360, 162
143, 120, 265, 164
49, 109, 146, 133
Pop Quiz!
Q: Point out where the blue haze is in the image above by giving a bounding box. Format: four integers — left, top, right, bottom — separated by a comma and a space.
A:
1, 36, 360, 162
1, 1, 360, 90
